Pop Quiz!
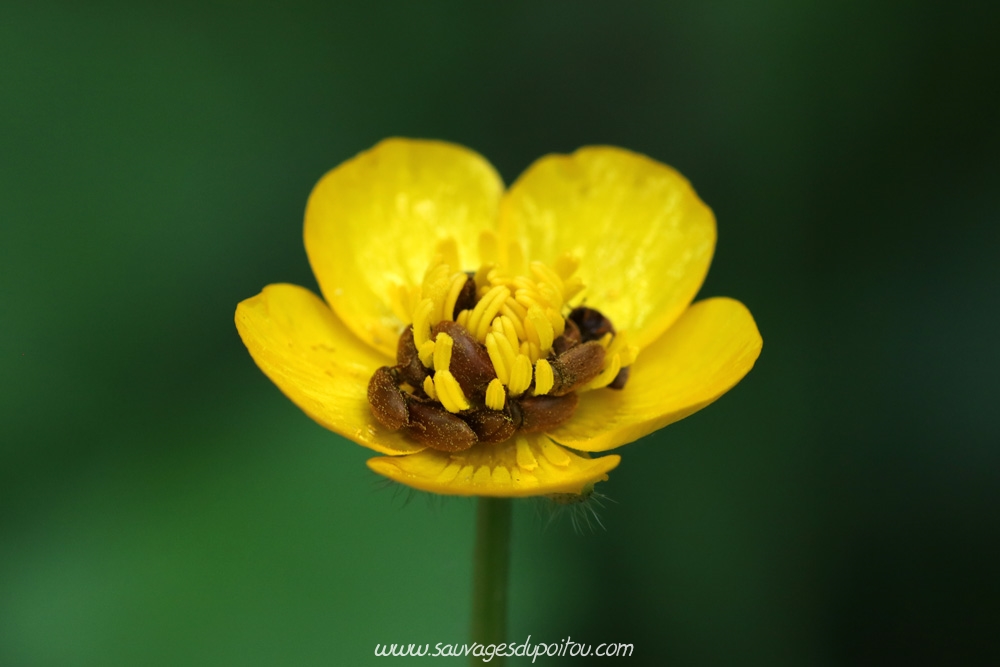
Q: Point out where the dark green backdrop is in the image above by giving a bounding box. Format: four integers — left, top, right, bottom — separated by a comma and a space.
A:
3, 2, 998, 665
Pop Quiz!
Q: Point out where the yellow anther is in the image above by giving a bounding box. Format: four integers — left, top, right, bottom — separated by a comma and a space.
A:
584, 353, 622, 391
515, 291, 544, 313
485, 378, 506, 410
417, 339, 436, 368
477, 290, 508, 341
433, 332, 454, 372
468, 285, 510, 342
423, 375, 438, 400
597, 332, 613, 349
484, 333, 510, 384
442, 272, 469, 322
494, 330, 518, 372
508, 354, 533, 396
478, 230, 499, 265
527, 306, 554, 353
434, 370, 470, 413
499, 302, 527, 340
456, 309, 470, 329
545, 307, 565, 337
536, 282, 562, 309
531, 261, 565, 295
512, 276, 536, 292
523, 313, 539, 348
411, 299, 434, 348
498, 315, 520, 350
533, 359, 554, 395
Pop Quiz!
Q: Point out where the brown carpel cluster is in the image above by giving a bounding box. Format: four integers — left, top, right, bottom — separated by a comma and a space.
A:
367, 305, 629, 453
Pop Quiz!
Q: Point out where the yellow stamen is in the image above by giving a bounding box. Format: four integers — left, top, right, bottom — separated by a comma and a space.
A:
498, 315, 519, 350
433, 332, 454, 372
508, 354, 533, 396
533, 359, 554, 395
417, 339, 436, 367
514, 290, 545, 313
537, 283, 562, 310
423, 375, 438, 400
442, 272, 469, 322
607, 330, 638, 366
467, 285, 510, 342
530, 261, 564, 295
527, 306, 554, 353
497, 333, 518, 374
583, 353, 622, 391
434, 370, 470, 412
412, 299, 434, 349
485, 378, 506, 410
546, 306, 565, 337
499, 301, 527, 339
484, 333, 510, 385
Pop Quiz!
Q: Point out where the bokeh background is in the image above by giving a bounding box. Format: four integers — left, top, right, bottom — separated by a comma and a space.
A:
3, 1, 998, 665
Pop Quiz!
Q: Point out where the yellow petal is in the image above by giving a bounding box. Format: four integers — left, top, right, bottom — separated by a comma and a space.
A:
499, 146, 716, 348
547, 297, 762, 452
366, 434, 620, 497
235, 283, 424, 456
305, 138, 504, 357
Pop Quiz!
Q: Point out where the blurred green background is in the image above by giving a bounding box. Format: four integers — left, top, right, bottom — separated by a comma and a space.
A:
3, 1, 998, 665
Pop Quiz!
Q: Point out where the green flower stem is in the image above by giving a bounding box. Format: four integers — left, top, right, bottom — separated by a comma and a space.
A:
470, 497, 511, 665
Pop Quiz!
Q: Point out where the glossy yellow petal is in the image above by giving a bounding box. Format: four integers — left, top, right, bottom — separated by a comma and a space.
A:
305, 138, 504, 357
499, 146, 716, 348
235, 283, 424, 456
548, 297, 762, 452
366, 434, 620, 497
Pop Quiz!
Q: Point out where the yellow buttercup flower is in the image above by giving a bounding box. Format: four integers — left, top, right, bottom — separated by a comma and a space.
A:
235, 139, 762, 498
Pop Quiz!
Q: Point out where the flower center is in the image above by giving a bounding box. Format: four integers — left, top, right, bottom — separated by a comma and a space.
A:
366, 233, 637, 453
